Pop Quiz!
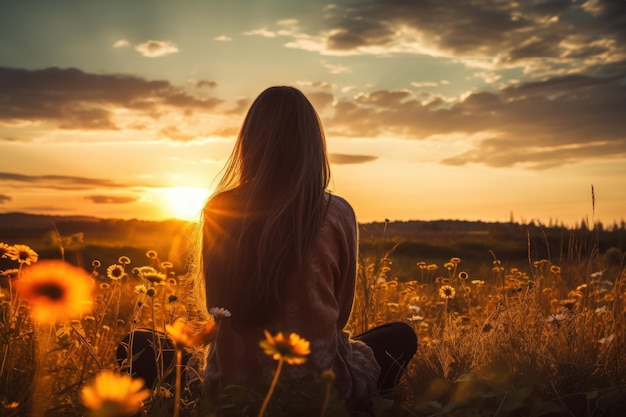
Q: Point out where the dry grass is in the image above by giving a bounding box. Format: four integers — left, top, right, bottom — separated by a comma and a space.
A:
1, 226, 625, 416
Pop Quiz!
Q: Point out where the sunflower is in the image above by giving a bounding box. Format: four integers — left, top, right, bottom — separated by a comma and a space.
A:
6, 244, 38, 265
106, 264, 125, 281
260, 330, 310, 365
439, 285, 456, 299
81, 370, 150, 417
16, 260, 94, 323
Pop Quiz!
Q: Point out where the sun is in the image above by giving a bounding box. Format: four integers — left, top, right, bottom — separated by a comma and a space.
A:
161, 187, 211, 221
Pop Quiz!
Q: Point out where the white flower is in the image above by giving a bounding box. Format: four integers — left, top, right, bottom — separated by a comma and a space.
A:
407, 315, 424, 322
408, 305, 421, 313
209, 307, 232, 319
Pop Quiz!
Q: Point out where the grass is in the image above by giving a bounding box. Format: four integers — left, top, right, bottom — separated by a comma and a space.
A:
0, 220, 625, 416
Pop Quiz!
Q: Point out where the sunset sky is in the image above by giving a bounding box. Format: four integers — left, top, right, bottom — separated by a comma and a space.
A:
1, 0, 624, 226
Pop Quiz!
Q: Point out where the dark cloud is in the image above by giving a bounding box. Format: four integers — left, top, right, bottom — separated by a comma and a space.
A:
318, 0, 625, 67
85, 195, 139, 204
0, 194, 11, 204
322, 69, 626, 169
0, 172, 129, 190
329, 153, 378, 165
0, 67, 222, 131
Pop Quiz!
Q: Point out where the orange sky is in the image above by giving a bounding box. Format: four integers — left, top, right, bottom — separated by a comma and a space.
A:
0, 1, 624, 226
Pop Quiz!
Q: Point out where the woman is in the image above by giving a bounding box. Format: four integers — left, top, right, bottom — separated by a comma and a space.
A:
199, 86, 417, 413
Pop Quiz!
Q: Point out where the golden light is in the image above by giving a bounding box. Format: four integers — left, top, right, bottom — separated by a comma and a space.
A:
160, 186, 211, 221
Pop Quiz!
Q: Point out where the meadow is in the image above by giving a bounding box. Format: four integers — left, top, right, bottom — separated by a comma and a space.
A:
0, 214, 625, 416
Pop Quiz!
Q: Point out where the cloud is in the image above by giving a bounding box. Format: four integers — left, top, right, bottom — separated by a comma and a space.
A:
0, 172, 130, 190
0, 67, 222, 132
275, 0, 626, 76
0, 194, 11, 204
196, 79, 218, 88
85, 195, 140, 204
135, 40, 179, 57
318, 68, 626, 169
113, 39, 130, 48
214, 35, 232, 42
329, 153, 378, 165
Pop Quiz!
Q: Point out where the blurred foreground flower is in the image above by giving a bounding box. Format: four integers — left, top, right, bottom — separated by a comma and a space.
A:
166, 319, 195, 348
260, 330, 310, 365
16, 260, 94, 323
81, 370, 150, 417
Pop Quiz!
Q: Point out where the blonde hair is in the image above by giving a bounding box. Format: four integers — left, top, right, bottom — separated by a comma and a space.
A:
200, 86, 331, 326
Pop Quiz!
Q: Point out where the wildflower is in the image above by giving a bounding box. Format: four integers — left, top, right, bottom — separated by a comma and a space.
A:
471, 280, 485, 286
408, 305, 420, 313
143, 270, 166, 284
168, 295, 178, 303
450, 257, 461, 264
458, 271, 469, 280
439, 285, 456, 299
427, 264, 438, 271
16, 260, 94, 323
209, 307, 232, 320
386, 302, 399, 308
546, 313, 569, 323
81, 370, 150, 417
91, 260, 101, 268
118, 256, 131, 265
166, 320, 194, 348
134, 284, 147, 295
444, 262, 454, 270
550, 265, 561, 274
7, 244, 38, 265
1, 268, 19, 279
260, 330, 310, 365
407, 315, 424, 322
321, 369, 336, 383
0, 242, 11, 258
167, 278, 178, 286
416, 261, 426, 269
99, 283, 110, 290
146, 250, 158, 259
106, 264, 125, 281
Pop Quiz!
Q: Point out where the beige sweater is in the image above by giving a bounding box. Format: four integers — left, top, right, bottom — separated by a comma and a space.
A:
202, 193, 380, 410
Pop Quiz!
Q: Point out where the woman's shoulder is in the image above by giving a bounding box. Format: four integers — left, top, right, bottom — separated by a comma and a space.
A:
324, 192, 356, 228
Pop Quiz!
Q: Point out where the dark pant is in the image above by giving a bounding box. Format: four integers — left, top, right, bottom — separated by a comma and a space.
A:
116, 329, 181, 388
354, 322, 418, 393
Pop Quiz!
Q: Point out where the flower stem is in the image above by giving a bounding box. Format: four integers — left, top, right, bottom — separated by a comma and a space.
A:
173, 349, 182, 417
258, 358, 283, 417
320, 381, 331, 417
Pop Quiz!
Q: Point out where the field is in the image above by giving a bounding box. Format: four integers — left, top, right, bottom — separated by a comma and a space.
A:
1, 213, 625, 416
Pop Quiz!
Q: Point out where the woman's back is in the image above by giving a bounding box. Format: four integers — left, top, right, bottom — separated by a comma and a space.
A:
203, 191, 380, 407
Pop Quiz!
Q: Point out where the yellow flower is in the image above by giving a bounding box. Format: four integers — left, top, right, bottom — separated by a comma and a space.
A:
439, 285, 456, 299
0, 242, 12, 258
7, 244, 38, 265
1, 268, 19, 279
165, 319, 194, 348
260, 330, 310, 365
106, 264, 125, 281
16, 260, 94, 323
81, 370, 150, 417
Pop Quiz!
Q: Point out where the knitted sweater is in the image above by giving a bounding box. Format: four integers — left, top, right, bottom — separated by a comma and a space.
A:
202, 193, 380, 410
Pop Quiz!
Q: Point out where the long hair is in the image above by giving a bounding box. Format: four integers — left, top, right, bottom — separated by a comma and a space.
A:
201, 86, 331, 326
